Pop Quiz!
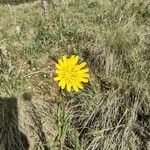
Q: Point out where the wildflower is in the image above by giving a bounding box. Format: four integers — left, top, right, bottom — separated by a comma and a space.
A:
54, 55, 89, 92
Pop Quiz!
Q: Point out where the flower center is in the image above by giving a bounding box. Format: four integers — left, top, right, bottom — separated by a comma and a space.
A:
63, 67, 78, 82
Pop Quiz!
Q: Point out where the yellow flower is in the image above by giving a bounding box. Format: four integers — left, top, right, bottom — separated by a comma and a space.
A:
54, 55, 90, 92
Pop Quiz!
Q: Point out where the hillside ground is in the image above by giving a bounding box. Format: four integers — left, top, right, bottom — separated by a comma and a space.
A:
0, 0, 150, 150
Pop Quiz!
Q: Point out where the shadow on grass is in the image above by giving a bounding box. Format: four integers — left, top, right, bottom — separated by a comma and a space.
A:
0, 0, 36, 5
0, 97, 29, 150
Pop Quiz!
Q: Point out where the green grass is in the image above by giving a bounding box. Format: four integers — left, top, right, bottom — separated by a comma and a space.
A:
0, 0, 150, 149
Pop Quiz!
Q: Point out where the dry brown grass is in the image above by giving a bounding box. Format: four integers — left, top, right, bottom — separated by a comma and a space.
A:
0, 0, 150, 149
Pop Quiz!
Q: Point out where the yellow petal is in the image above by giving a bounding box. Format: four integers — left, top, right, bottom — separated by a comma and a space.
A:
78, 62, 87, 69
72, 84, 79, 92
59, 80, 66, 89
80, 78, 89, 83
56, 70, 61, 74
71, 55, 75, 59
55, 64, 61, 69
63, 55, 67, 63
74, 56, 79, 63
80, 73, 90, 78
54, 77, 61, 81
58, 59, 63, 65
66, 83, 71, 92
80, 68, 89, 73
76, 82, 84, 89
70, 55, 79, 66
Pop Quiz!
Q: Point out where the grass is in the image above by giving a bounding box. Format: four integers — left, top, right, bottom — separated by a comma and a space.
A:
0, 0, 150, 149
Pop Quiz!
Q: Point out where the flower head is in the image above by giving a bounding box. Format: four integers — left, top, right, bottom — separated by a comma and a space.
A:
54, 55, 89, 92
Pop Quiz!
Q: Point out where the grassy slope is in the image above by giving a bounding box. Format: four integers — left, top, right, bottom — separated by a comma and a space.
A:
0, 0, 150, 149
